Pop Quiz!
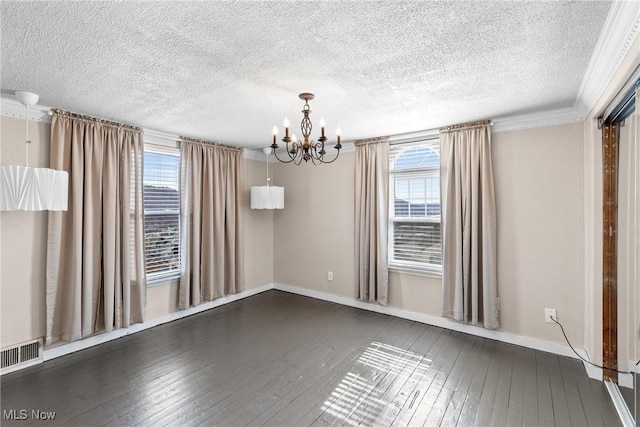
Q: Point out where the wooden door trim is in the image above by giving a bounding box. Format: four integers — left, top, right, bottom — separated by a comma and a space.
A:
602, 122, 619, 382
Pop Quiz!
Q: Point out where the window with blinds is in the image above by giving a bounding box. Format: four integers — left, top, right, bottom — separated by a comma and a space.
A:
143, 149, 181, 282
389, 140, 442, 272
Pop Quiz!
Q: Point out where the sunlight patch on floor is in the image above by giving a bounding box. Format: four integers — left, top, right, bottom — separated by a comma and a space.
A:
320, 341, 431, 425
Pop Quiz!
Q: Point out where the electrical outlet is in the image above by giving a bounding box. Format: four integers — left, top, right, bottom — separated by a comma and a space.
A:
545, 308, 557, 323
327, 271, 333, 281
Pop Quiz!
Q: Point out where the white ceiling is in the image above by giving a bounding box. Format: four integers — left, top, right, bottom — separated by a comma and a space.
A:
1, 1, 612, 148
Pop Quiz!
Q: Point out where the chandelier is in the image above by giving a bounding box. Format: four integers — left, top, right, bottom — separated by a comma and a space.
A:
270, 93, 341, 165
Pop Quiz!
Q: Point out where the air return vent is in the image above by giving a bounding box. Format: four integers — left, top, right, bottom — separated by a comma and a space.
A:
1, 339, 43, 375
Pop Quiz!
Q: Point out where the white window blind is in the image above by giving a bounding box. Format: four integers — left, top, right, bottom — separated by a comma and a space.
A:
389, 140, 442, 272
143, 148, 180, 282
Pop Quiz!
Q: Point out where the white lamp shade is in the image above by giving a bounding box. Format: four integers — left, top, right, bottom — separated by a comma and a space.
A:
251, 186, 284, 209
0, 165, 69, 211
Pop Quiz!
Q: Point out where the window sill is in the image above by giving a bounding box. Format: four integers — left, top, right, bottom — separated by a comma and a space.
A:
146, 272, 180, 287
389, 265, 442, 279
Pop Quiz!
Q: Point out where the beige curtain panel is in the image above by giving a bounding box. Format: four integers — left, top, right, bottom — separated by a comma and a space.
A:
355, 136, 389, 305
46, 110, 146, 345
440, 120, 498, 329
179, 137, 244, 309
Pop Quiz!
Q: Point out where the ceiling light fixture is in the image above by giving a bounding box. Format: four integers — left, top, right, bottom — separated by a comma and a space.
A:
270, 93, 341, 165
250, 147, 284, 209
0, 91, 68, 211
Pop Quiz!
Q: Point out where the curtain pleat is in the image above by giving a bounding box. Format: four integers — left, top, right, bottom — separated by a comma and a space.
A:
179, 138, 244, 309
46, 110, 146, 345
355, 137, 389, 305
440, 121, 498, 329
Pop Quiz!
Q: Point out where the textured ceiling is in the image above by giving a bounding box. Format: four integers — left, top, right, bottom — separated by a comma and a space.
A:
1, 1, 611, 148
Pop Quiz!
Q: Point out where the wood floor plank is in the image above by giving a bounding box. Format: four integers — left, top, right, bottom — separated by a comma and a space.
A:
535, 350, 555, 427
0, 290, 622, 427
372, 326, 449, 426
406, 331, 472, 425
471, 340, 503, 426
505, 345, 526, 427
487, 342, 514, 426
454, 339, 495, 427
559, 356, 607, 427
422, 334, 478, 426
521, 348, 539, 427
546, 352, 572, 426
316, 319, 424, 426
557, 356, 588, 426
438, 336, 488, 426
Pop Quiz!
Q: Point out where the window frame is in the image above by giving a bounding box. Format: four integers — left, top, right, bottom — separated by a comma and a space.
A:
388, 138, 442, 276
143, 142, 182, 286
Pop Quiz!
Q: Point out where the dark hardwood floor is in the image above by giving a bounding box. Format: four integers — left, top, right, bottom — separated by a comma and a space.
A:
1, 290, 621, 426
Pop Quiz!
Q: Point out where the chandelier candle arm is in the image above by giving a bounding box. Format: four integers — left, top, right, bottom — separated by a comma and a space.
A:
270, 93, 342, 165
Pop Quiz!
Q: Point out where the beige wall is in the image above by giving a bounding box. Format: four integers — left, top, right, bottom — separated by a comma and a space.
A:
1, 116, 50, 348
274, 123, 586, 347
242, 159, 275, 289
273, 154, 356, 299
493, 124, 584, 345
0, 116, 274, 348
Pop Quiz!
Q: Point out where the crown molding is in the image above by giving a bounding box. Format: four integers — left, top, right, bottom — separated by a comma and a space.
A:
492, 107, 583, 133
1, 97, 52, 123
575, 0, 640, 118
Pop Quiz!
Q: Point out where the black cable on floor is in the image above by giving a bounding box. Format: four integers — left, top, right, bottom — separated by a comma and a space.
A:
551, 316, 633, 375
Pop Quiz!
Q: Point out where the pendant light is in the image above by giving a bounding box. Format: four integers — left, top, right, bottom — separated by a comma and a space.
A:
250, 148, 284, 209
0, 91, 68, 211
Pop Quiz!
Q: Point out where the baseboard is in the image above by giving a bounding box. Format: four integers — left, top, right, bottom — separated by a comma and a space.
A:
273, 283, 595, 367
619, 371, 634, 389
35, 282, 626, 387
43, 283, 274, 362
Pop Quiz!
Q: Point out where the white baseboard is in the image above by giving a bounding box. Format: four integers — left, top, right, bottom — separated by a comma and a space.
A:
36, 281, 628, 388
43, 283, 274, 362
619, 371, 634, 389
583, 359, 603, 382
273, 283, 596, 368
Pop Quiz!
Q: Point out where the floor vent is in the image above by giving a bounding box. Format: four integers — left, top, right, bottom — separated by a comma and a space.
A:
1, 339, 43, 375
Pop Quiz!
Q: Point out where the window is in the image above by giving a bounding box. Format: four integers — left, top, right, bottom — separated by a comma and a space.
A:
143, 148, 181, 283
389, 140, 441, 272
